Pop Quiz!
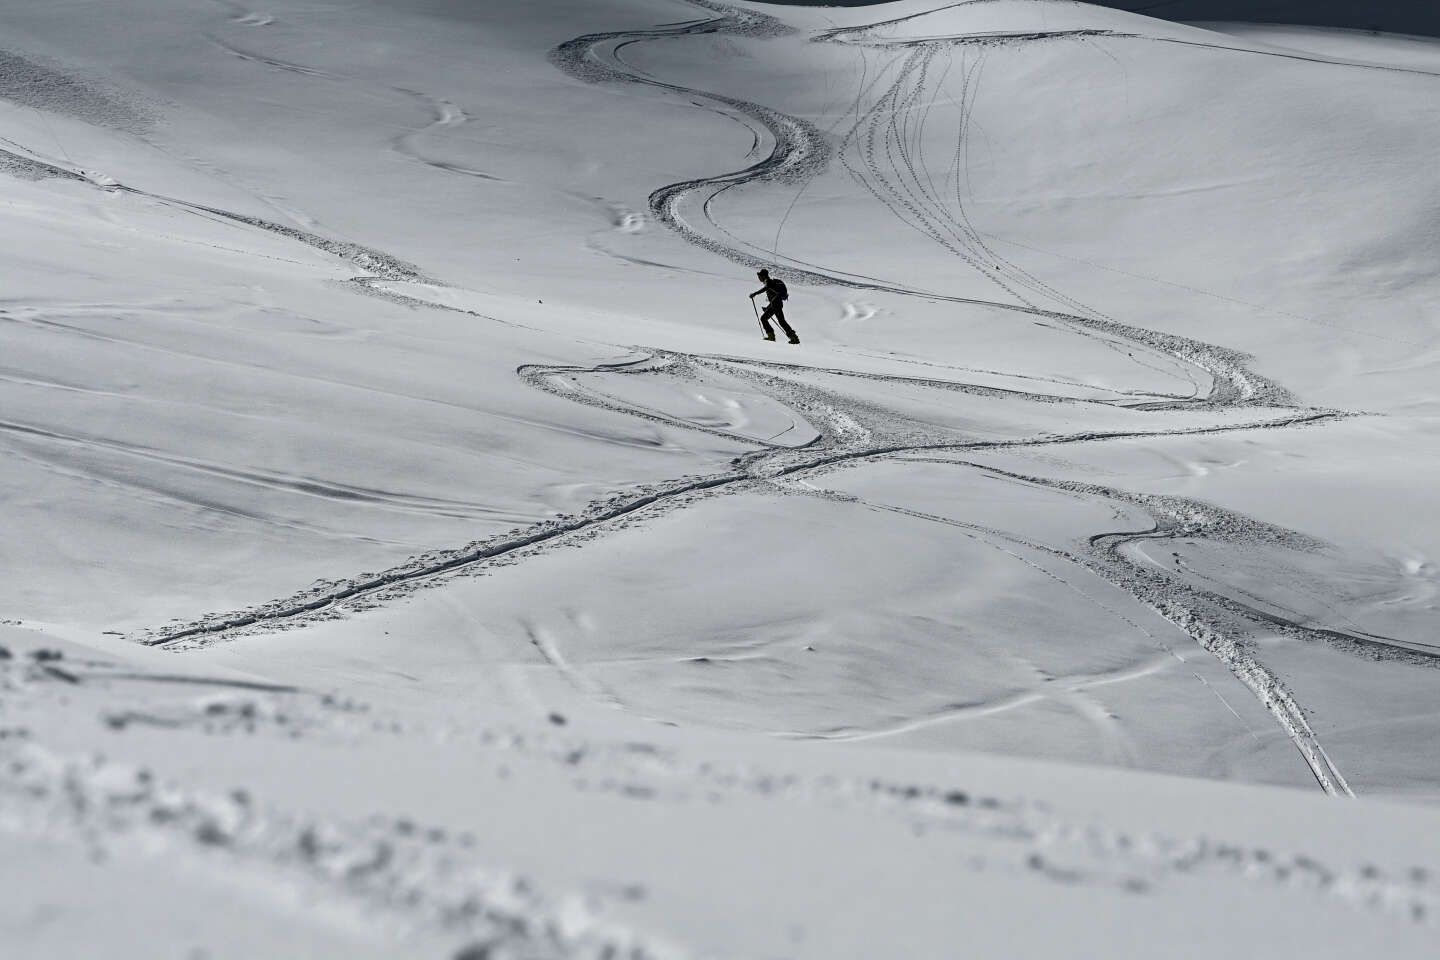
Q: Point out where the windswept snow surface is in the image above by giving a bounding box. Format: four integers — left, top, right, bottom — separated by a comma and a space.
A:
3, 0, 1440, 955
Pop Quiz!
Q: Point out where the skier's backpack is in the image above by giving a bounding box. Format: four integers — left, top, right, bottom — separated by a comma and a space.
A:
772, 278, 789, 301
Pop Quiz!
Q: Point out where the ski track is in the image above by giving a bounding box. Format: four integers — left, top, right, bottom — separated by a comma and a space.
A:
209, 34, 508, 183
554, 4, 1295, 411
7, 0, 1422, 794
0, 417, 519, 523
540, 0, 1421, 793
791, 461, 1364, 796
781, 650, 1173, 746
390, 87, 506, 182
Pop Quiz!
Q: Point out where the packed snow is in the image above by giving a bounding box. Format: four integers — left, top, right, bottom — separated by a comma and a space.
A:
3, 0, 1440, 956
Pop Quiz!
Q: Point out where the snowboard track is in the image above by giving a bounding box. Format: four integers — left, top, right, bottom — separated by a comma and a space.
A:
10, 0, 1394, 792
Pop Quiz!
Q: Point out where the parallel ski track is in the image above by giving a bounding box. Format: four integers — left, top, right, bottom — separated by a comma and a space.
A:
800, 463, 1356, 796
38, 0, 1415, 793
552, 5, 1294, 410
539, 1, 1411, 795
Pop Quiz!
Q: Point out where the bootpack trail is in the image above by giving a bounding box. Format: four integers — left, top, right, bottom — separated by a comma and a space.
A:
28, 0, 1426, 793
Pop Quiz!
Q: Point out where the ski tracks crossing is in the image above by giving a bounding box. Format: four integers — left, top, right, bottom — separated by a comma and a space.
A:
37, 0, 1429, 793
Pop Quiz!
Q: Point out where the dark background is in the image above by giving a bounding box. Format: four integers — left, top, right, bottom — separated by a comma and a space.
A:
765, 1, 1440, 39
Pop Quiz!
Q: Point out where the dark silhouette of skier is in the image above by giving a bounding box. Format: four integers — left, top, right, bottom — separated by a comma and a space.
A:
749, 269, 799, 344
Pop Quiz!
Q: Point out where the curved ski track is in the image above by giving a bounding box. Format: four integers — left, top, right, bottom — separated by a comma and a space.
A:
552, 4, 1296, 411
15, 0, 1419, 793
536, 2, 1429, 792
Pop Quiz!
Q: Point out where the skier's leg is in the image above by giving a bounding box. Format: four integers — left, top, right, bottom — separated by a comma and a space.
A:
759, 304, 778, 339
774, 308, 799, 343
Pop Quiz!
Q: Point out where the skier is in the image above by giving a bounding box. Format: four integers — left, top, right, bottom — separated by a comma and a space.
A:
748, 268, 799, 344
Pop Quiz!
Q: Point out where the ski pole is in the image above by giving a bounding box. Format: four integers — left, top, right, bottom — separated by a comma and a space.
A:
751, 296, 763, 334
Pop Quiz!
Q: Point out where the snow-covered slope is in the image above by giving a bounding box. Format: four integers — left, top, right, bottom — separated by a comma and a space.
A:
3, 0, 1440, 955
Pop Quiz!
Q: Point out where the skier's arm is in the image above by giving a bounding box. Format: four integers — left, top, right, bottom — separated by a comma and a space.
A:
749, 286, 766, 298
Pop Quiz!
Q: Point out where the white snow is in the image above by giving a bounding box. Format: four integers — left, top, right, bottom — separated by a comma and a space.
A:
3, 0, 1440, 956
